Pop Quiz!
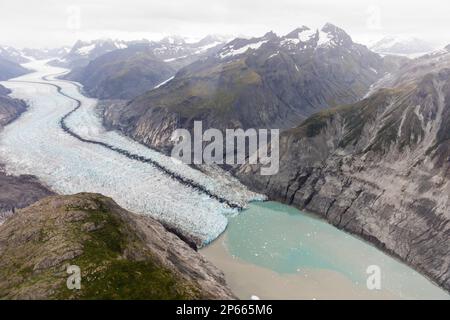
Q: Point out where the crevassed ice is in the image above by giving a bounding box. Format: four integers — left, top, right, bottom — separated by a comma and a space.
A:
0, 60, 263, 246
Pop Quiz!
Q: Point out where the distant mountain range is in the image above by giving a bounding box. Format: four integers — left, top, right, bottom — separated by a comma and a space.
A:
0, 46, 30, 64
102, 23, 394, 151
52, 35, 228, 71
62, 35, 227, 99
370, 36, 437, 57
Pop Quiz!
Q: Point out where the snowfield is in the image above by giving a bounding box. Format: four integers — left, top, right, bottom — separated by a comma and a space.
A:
0, 60, 263, 246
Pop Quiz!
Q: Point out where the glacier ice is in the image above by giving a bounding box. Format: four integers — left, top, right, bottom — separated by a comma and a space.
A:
0, 60, 264, 246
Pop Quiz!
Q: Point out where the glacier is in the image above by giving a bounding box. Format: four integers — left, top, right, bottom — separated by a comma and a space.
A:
0, 60, 264, 246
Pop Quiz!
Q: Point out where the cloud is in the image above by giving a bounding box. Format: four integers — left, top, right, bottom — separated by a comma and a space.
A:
0, 0, 448, 48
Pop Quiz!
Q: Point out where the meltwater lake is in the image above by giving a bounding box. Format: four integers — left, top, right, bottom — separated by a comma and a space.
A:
202, 201, 450, 300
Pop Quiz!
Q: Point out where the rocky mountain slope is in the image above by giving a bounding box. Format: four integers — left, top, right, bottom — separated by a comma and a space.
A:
64, 46, 175, 100
63, 35, 226, 100
102, 24, 389, 151
236, 46, 450, 292
0, 57, 30, 81
53, 35, 225, 70
0, 193, 234, 299
0, 46, 30, 64
49, 39, 130, 69
0, 165, 54, 216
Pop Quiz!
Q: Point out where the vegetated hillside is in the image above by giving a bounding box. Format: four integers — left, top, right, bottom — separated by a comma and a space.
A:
0, 193, 235, 299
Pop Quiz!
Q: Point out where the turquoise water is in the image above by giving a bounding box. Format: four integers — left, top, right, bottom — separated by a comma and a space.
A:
225, 201, 449, 299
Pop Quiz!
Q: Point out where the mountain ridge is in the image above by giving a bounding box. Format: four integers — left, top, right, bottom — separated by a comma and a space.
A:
102, 23, 391, 151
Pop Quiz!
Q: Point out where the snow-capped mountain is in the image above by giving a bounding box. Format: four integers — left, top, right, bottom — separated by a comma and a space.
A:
370, 36, 437, 57
102, 23, 392, 152
147, 34, 227, 67
62, 35, 228, 99
217, 24, 356, 60
22, 47, 70, 60
51, 35, 227, 70
49, 39, 130, 68
0, 46, 30, 64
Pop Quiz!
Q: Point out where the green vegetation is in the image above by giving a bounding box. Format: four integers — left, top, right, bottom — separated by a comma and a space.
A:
57, 198, 202, 300
0, 194, 205, 300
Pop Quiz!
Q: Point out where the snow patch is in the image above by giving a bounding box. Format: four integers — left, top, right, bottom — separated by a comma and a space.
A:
153, 76, 174, 89
76, 44, 96, 55
219, 40, 268, 59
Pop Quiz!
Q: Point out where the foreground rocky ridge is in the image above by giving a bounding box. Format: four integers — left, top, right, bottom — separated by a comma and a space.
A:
236, 48, 450, 291
0, 193, 234, 299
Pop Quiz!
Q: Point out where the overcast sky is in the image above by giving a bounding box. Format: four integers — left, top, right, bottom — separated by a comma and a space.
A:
0, 0, 449, 49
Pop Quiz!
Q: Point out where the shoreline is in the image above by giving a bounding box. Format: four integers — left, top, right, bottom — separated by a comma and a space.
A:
200, 231, 397, 300
200, 201, 450, 299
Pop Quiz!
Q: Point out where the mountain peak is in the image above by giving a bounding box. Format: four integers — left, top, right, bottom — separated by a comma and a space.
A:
279, 23, 354, 49
320, 23, 353, 44
160, 35, 186, 45
263, 31, 278, 40
285, 26, 311, 39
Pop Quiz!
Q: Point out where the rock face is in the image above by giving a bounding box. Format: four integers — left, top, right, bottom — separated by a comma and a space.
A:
0, 84, 27, 128
49, 39, 131, 69
0, 193, 235, 299
63, 36, 227, 100
0, 58, 30, 81
236, 50, 450, 292
0, 166, 54, 214
103, 24, 388, 151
